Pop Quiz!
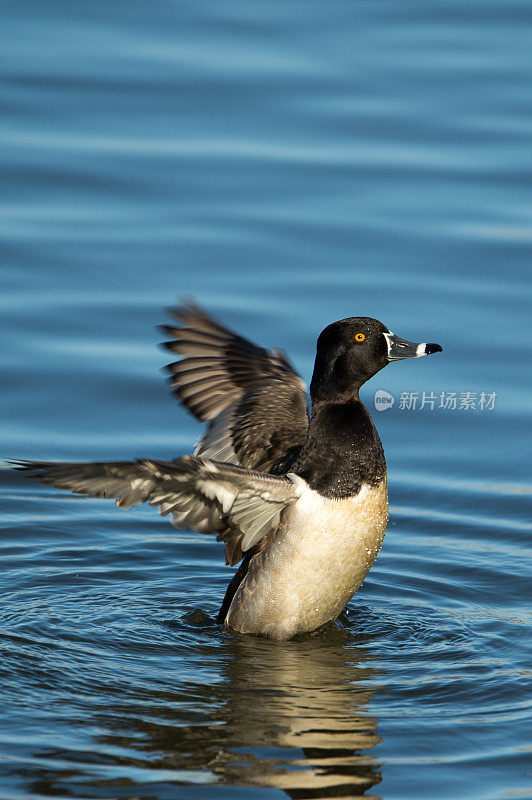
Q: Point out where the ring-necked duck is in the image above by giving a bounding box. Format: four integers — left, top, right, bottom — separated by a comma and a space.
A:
13, 302, 441, 640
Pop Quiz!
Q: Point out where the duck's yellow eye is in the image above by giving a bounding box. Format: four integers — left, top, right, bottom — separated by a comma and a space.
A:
355, 333, 366, 342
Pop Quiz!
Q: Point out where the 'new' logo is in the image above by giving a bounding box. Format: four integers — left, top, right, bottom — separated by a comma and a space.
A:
374, 390, 395, 411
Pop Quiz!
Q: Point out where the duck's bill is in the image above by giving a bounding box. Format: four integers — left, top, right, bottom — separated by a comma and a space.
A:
384, 333, 442, 361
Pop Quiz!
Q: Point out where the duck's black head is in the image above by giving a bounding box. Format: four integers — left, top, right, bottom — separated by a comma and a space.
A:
310, 317, 442, 403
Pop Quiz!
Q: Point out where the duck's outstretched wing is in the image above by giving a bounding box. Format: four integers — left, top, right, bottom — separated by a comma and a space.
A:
12, 457, 299, 566
160, 302, 309, 472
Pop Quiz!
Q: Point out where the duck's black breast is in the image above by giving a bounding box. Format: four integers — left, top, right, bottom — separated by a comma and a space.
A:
289, 399, 386, 499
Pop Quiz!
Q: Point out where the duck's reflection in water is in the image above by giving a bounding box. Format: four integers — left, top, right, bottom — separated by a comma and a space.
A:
210, 631, 383, 798
24, 625, 383, 799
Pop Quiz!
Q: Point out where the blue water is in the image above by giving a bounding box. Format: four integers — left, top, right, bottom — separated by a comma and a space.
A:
1, 1, 531, 798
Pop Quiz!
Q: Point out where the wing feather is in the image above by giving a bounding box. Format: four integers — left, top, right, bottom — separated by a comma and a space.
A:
11, 457, 299, 566
161, 301, 309, 471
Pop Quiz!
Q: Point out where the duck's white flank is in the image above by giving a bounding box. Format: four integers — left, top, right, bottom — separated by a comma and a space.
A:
225, 477, 389, 639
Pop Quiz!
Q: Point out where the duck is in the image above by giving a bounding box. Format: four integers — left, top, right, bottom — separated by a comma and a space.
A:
12, 302, 442, 640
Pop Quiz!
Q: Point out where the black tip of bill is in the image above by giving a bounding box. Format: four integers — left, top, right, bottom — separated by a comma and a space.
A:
424, 342, 443, 355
